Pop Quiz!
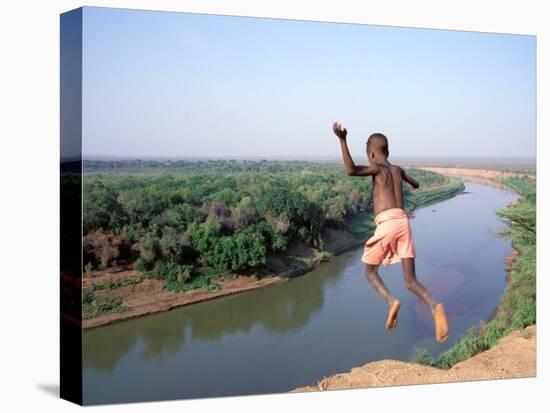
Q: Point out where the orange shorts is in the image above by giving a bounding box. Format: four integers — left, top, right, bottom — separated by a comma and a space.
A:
361, 207, 416, 266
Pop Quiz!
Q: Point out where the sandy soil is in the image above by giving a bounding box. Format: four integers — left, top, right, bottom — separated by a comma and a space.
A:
418, 167, 534, 191
82, 269, 289, 330
291, 325, 536, 392
419, 167, 534, 180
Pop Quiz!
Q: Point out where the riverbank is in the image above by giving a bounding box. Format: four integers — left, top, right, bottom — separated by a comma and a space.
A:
290, 170, 535, 391
82, 174, 465, 331
404, 173, 534, 370
82, 228, 370, 330
291, 324, 535, 392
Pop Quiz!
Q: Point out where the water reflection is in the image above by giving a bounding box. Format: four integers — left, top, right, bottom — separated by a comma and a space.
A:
83, 255, 350, 371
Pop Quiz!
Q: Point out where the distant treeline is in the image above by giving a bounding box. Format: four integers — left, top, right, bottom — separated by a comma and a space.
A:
83, 158, 536, 175
84, 159, 348, 175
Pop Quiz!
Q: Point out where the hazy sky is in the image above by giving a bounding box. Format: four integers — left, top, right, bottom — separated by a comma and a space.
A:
81, 7, 536, 159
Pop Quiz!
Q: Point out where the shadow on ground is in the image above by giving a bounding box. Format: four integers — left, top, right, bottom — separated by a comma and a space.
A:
36, 383, 59, 398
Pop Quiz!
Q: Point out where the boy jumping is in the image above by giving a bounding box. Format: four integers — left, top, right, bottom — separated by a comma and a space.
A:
332, 121, 449, 343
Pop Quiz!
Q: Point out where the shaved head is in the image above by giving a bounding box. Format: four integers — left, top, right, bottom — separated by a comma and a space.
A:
366, 133, 389, 157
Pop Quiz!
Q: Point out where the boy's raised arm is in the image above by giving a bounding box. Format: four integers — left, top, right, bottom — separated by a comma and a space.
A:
332, 121, 378, 176
400, 167, 420, 189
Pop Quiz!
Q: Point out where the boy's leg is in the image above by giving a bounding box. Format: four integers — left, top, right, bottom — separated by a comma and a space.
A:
364, 263, 400, 330
401, 257, 448, 342
400, 258, 436, 311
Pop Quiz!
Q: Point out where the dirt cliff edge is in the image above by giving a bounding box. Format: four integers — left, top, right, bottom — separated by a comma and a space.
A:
291, 325, 536, 392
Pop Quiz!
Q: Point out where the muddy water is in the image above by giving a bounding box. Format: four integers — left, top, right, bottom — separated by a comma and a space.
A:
83, 182, 518, 405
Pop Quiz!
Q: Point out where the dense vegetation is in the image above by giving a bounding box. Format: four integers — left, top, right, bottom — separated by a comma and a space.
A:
405, 177, 464, 211
82, 160, 456, 293
412, 175, 536, 368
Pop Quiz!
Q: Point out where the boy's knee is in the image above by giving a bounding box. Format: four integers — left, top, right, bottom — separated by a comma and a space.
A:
364, 267, 377, 280
364, 264, 376, 274
405, 279, 417, 292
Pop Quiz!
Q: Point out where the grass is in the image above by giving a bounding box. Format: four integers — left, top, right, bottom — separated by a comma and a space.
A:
406, 177, 465, 211
91, 275, 145, 292
499, 175, 536, 196
83, 290, 128, 320
346, 211, 375, 238
410, 347, 435, 366
137, 261, 221, 293
314, 251, 333, 263
410, 176, 536, 369
162, 270, 222, 293
298, 250, 334, 267
164, 274, 208, 292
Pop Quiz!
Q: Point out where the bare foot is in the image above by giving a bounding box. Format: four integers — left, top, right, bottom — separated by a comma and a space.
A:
385, 299, 401, 330
433, 303, 449, 342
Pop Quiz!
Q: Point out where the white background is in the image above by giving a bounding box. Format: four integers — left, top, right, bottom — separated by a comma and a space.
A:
0, 0, 547, 411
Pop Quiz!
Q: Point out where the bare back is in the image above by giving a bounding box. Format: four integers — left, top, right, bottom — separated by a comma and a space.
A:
371, 164, 405, 215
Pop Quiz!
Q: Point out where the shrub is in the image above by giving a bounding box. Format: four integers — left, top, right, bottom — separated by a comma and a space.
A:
509, 297, 536, 330
435, 327, 488, 369
83, 228, 121, 269
314, 251, 332, 263
410, 346, 435, 366
134, 258, 147, 272
82, 292, 127, 319
152, 261, 193, 283
164, 273, 211, 293
84, 262, 93, 275
206, 282, 222, 292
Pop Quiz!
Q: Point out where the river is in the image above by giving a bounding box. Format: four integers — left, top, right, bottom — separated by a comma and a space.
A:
82, 182, 518, 405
